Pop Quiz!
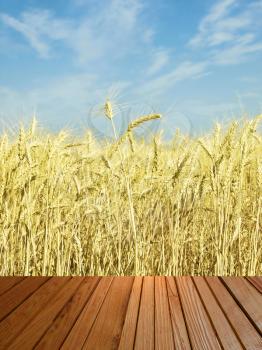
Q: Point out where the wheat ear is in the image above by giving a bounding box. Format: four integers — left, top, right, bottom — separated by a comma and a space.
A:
109, 114, 161, 157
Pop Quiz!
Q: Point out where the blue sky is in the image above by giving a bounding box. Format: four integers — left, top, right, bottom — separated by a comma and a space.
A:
0, 0, 262, 136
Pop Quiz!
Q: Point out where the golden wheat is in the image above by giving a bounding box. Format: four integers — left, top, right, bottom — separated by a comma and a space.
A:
0, 115, 261, 276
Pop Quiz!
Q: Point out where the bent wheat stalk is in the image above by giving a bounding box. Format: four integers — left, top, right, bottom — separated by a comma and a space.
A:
104, 101, 161, 274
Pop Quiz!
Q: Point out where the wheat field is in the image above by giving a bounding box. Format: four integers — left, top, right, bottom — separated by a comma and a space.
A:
0, 107, 261, 276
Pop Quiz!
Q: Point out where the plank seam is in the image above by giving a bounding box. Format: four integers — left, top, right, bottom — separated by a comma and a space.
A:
220, 277, 262, 337
174, 277, 193, 350
0, 277, 26, 297
80, 277, 115, 349
118, 276, 142, 350
132, 276, 144, 350
4, 277, 73, 349
115, 277, 136, 349
164, 277, 175, 347
245, 277, 262, 294
192, 277, 228, 350
204, 277, 247, 348
0, 277, 52, 323
33, 277, 101, 349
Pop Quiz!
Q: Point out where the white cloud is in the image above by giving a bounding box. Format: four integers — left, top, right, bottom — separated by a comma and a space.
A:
189, 0, 238, 48
188, 0, 262, 65
104, 0, 143, 31
0, 0, 148, 64
0, 0, 160, 127
212, 34, 262, 64
137, 61, 208, 96
1, 0, 261, 132
1, 12, 51, 57
1, 10, 75, 58
203, 0, 237, 22
147, 49, 170, 76
71, 0, 146, 63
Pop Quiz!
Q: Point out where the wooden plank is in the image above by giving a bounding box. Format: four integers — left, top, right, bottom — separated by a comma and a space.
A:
0, 277, 70, 349
0, 277, 49, 322
118, 277, 143, 350
0, 276, 260, 349
134, 276, 155, 350
82, 277, 134, 350
7, 277, 84, 349
166, 277, 191, 350
246, 277, 262, 294
61, 277, 114, 349
222, 277, 262, 333
206, 277, 262, 349
176, 277, 221, 350
155, 277, 174, 349
0, 277, 25, 297
193, 277, 242, 349
35, 277, 100, 350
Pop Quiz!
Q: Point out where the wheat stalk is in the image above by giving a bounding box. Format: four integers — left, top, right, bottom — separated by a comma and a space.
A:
0, 113, 261, 276
109, 114, 161, 157
152, 137, 158, 172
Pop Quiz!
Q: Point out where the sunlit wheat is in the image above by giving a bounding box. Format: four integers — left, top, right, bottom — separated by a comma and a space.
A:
0, 112, 261, 276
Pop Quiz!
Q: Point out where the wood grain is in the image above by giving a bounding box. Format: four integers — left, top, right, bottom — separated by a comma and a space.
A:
8, 277, 84, 349
35, 277, 100, 350
221, 277, 262, 332
0, 276, 261, 349
176, 276, 221, 350
246, 277, 262, 294
155, 277, 174, 349
166, 277, 191, 350
118, 276, 143, 350
0, 277, 49, 322
61, 277, 114, 349
0, 277, 70, 349
82, 276, 134, 350
206, 277, 262, 349
0, 277, 24, 297
193, 277, 242, 349
134, 276, 155, 350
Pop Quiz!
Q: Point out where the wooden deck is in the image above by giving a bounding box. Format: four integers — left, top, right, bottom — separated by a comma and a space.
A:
0, 277, 261, 349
